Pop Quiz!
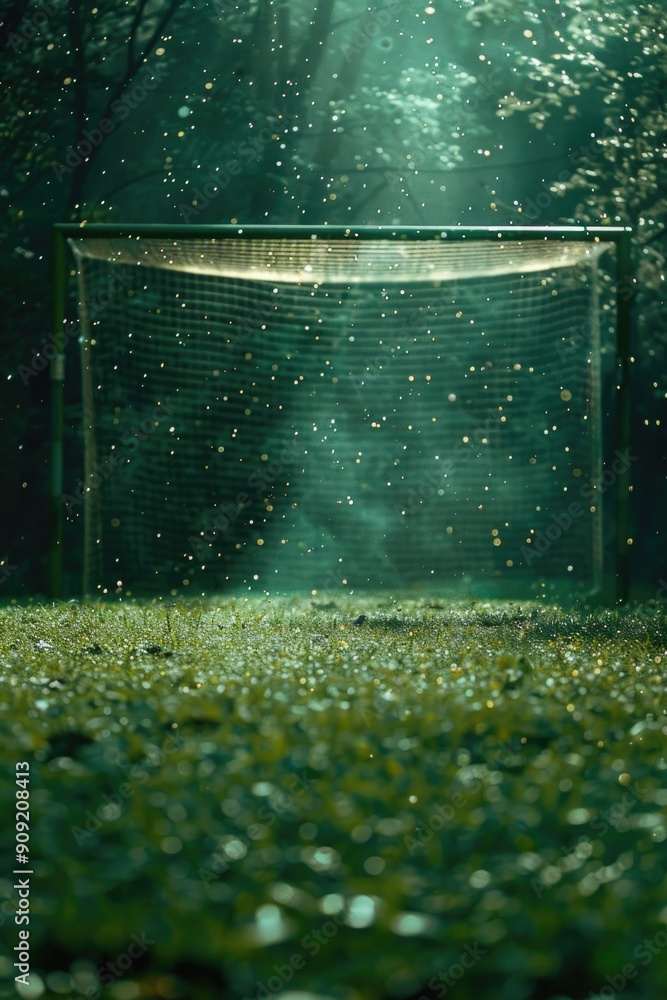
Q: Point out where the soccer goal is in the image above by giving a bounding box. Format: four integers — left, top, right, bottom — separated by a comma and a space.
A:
49, 224, 633, 601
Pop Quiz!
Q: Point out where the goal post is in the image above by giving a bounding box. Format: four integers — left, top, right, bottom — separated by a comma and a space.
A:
49, 224, 633, 602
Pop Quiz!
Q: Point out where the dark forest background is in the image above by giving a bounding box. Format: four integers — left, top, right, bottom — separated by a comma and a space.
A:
0, 0, 664, 598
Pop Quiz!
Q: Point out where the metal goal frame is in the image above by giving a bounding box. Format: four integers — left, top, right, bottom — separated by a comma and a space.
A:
49, 223, 634, 602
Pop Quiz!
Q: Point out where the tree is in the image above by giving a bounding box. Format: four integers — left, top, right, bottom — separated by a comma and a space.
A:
0, 0, 188, 226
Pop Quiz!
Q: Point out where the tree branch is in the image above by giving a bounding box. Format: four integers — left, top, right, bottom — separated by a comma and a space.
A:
295, 0, 336, 82
99, 0, 182, 125
127, 0, 150, 75
99, 165, 167, 203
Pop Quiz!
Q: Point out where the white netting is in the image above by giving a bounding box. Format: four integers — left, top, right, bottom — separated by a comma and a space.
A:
72, 233, 606, 283
68, 233, 613, 597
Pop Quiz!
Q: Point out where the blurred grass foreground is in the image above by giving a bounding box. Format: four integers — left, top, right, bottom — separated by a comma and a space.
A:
0, 593, 666, 1000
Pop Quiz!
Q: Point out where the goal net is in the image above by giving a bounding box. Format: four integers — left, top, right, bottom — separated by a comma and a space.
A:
65, 227, 619, 598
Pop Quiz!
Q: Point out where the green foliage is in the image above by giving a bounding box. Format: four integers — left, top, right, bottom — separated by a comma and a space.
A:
0, 594, 666, 999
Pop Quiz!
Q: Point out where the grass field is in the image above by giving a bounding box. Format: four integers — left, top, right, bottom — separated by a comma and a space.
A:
0, 593, 666, 1000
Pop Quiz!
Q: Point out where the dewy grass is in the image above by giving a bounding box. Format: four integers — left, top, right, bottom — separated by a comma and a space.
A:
0, 594, 665, 1000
